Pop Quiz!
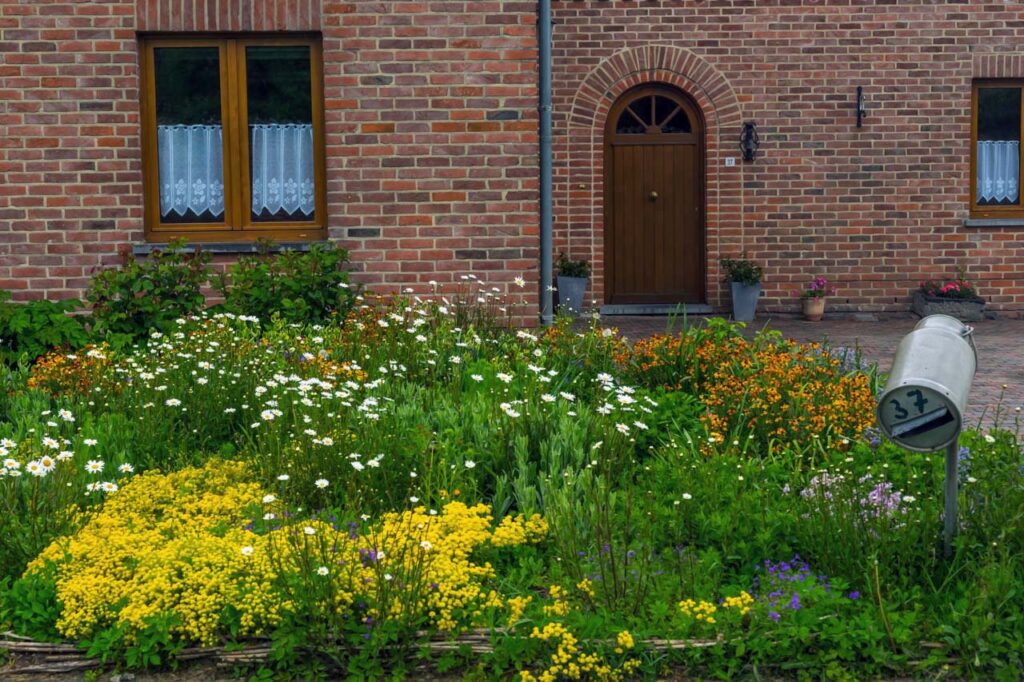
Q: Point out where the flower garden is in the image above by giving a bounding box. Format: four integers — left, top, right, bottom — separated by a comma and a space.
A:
2, 266, 1024, 679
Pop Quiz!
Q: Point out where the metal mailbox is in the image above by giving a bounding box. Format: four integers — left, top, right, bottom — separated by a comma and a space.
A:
876, 314, 977, 453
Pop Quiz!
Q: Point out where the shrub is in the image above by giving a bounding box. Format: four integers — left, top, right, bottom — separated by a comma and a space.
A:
0, 292, 89, 366
215, 241, 358, 325
86, 240, 211, 345
720, 257, 762, 285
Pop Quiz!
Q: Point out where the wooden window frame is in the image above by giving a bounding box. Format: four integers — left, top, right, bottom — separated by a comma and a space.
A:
970, 79, 1024, 219
140, 34, 327, 242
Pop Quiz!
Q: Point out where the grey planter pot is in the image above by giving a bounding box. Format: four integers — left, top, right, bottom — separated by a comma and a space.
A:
730, 282, 762, 322
557, 275, 588, 315
911, 291, 985, 322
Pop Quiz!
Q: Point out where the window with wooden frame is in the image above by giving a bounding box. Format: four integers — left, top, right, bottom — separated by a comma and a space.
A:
140, 36, 326, 242
972, 80, 1024, 218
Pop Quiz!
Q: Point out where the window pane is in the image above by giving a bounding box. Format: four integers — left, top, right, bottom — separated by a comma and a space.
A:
154, 47, 225, 223
661, 109, 692, 134
615, 107, 645, 135
630, 96, 654, 127
977, 87, 1021, 206
247, 45, 315, 222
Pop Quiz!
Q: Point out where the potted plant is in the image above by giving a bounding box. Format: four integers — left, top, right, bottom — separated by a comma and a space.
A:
800, 275, 835, 321
556, 253, 591, 315
721, 257, 762, 322
912, 269, 986, 322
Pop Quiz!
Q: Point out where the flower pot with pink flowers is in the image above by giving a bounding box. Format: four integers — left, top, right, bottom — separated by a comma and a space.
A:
800, 275, 835, 321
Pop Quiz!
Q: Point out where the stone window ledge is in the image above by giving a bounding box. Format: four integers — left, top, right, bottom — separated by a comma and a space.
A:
132, 241, 320, 257
963, 218, 1024, 228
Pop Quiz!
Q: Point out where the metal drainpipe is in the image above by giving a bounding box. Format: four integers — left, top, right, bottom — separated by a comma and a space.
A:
538, 0, 553, 325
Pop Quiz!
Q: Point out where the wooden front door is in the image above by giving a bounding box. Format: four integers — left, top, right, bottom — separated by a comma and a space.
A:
604, 86, 705, 305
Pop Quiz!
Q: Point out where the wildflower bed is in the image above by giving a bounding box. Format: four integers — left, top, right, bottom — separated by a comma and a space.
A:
1, 289, 1023, 679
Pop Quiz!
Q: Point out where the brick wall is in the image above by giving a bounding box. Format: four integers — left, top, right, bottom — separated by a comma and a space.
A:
0, 0, 539, 320
551, 0, 1024, 316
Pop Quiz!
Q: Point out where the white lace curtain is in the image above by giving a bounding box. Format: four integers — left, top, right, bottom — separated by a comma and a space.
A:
157, 125, 225, 218
250, 123, 315, 217
977, 140, 1020, 203
156, 123, 314, 218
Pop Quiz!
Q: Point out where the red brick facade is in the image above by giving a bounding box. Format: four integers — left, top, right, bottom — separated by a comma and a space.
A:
5, 1, 1024, 318
0, 0, 539, 314
552, 0, 1024, 316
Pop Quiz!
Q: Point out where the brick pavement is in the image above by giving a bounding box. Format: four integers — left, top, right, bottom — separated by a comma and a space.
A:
602, 315, 1024, 430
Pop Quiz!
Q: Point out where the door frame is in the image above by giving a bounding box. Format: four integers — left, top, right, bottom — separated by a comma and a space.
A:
602, 83, 707, 306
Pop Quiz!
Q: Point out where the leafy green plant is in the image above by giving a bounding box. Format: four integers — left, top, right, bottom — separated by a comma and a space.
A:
0, 291, 89, 366
556, 253, 591, 279
86, 239, 210, 344
0, 563, 62, 642
720, 257, 762, 285
215, 241, 358, 325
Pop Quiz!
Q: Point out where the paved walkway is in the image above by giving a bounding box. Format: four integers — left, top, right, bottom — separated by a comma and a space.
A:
603, 315, 1024, 429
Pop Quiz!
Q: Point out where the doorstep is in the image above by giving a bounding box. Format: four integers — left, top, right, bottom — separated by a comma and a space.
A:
599, 303, 713, 315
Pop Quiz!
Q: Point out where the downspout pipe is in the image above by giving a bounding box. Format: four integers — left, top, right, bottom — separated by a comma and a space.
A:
538, 0, 554, 325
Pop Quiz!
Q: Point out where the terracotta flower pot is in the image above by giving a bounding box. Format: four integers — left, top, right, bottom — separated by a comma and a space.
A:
802, 296, 826, 321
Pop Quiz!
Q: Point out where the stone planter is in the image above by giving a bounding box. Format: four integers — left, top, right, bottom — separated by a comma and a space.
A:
802, 296, 826, 321
911, 291, 986, 322
730, 282, 762, 322
556, 275, 588, 315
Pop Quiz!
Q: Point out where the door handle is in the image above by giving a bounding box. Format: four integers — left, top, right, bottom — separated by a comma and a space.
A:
649, 191, 659, 200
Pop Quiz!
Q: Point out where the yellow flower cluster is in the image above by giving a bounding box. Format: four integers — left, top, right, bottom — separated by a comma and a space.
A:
339, 502, 548, 632
678, 598, 718, 623
542, 584, 570, 617
506, 595, 533, 628
722, 590, 754, 616
519, 622, 640, 682
29, 461, 286, 645
614, 629, 634, 654
576, 578, 595, 599
491, 513, 549, 547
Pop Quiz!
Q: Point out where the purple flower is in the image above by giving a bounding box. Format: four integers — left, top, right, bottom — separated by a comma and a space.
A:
769, 611, 781, 622
848, 591, 860, 600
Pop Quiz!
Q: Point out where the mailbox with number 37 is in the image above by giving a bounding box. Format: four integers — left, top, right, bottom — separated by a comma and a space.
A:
876, 315, 977, 453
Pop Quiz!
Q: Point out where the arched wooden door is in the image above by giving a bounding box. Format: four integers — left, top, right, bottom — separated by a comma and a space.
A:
604, 85, 705, 305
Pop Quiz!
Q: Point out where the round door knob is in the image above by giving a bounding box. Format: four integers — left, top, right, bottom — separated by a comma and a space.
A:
649, 191, 659, 200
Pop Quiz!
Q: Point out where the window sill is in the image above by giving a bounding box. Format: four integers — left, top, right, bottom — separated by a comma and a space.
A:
133, 241, 322, 257
964, 218, 1024, 228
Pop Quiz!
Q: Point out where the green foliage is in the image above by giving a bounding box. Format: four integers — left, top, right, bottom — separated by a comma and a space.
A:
0, 563, 62, 642
81, 613, 184, 670
215, 241, 358, 325
0, 291, 88, 366
720, 257, 762, 285
86, 240, 211, 345
556, 252, 591, 279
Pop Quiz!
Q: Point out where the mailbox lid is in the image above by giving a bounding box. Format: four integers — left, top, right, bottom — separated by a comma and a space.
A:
877, 381, 961, 452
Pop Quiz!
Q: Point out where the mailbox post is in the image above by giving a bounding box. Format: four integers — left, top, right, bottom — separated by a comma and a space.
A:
876, 314, 977, 558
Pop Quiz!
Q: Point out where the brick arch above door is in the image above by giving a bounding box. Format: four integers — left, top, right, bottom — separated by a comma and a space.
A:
560, 46, 746, 311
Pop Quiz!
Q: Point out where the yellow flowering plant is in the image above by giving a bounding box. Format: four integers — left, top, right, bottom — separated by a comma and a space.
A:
9, 461, 553, 670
